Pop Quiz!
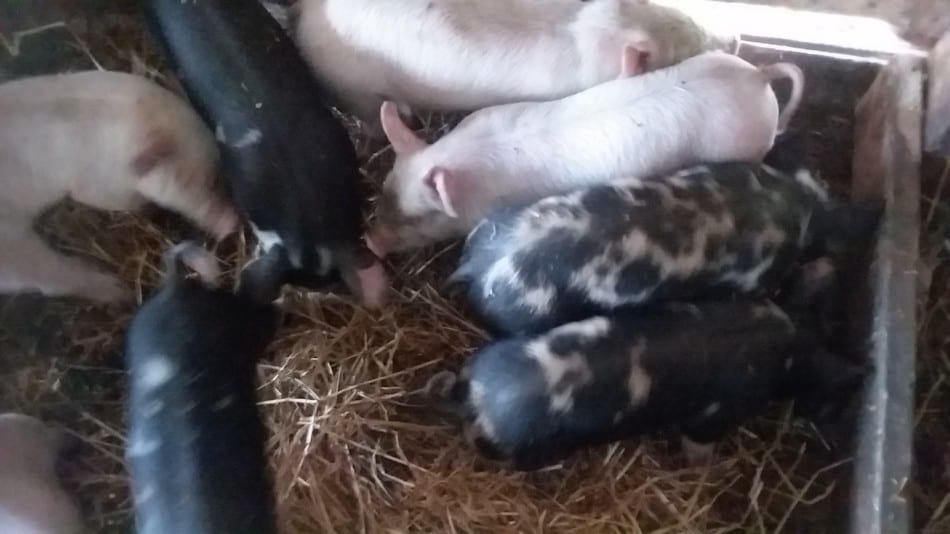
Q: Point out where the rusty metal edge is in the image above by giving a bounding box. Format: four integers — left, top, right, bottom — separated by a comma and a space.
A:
849, 56, 923, 534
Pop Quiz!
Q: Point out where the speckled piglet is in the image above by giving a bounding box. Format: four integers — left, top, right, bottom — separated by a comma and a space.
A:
146, 0, 388, 307
0, 413, 83, 534
452, 162, 881, 335
0, 71, 238, 303
427, 293, 866, 471
125, 243, 283, 534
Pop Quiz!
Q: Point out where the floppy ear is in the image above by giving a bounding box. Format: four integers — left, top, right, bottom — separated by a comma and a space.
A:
380, 101, 427, 155
423, 167, 463, 218
619, 43, 651, 78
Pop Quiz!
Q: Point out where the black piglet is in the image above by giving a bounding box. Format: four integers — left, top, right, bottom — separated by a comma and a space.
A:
145, 0, 387, 307
125, 243, 282, 534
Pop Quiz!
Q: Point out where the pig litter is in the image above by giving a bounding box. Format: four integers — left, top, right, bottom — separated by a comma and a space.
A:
0, 10, 948, 534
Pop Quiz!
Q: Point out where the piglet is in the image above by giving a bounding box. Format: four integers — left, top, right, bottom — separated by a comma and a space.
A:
295, 0, 735, 135
0, 413, 83, 534
366, 51, 805, 255
145, 0, 388, 307
0, 71, 238, 303
452, 162, 880, 335
125, 242, 283, 534
426, 296, 865, 471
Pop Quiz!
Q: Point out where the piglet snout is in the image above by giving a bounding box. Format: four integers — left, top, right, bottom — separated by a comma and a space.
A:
363, 229, 391, 259
343, 246, 389, 308
354, 261, 388, 309
211, 205, 241, 241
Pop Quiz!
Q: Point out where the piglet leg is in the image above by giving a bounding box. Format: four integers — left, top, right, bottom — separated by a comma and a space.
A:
680, 436, 716, 466
132, 132, 240, 240
136, 168, 240, 241
0, 226, 131, 303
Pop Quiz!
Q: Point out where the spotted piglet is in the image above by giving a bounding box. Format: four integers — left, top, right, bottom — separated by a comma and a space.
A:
0, 71, 237, 303
452, 161, 881, 335
125, 243, 283, 534
0, 413, 83, 534
426, 294, 866, 471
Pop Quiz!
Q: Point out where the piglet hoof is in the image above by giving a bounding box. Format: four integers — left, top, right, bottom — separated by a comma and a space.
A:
681, 436, 716, 467
425, 371, 458, 403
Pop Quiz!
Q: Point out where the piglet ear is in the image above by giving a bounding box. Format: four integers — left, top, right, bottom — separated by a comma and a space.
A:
619, 43, 651, 78
380, 101, 427, 155
424, 167, 463, 218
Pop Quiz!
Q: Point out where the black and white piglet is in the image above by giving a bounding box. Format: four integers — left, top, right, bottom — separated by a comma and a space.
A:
125, 243, 284, 534
145, 0, 387, 307
452, 161, 879, 335
427, 291, 865, 471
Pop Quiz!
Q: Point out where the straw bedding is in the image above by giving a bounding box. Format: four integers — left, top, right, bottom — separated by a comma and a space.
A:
0, 9, 947, 534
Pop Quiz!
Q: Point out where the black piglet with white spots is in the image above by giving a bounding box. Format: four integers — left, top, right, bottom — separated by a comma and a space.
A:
452, 161, 880, 336
125, 243, 284, 534
427, 268, 866, 471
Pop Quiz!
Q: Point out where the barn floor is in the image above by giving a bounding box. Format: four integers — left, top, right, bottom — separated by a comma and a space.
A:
0, 1, 947, 533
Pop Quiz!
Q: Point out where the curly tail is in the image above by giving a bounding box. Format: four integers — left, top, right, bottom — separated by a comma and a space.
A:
760, 62, 805, 134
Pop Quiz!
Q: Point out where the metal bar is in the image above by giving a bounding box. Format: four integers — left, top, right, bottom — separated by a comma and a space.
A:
926, 32, 950, 156
849, 55, 924, 534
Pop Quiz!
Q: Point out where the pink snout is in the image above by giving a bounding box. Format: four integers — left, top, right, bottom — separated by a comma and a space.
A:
211, 205, 242, 241
364, 227, 396, 260
354, 261, 388, 309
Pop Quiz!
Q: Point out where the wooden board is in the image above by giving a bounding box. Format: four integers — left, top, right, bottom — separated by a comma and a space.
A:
849, 55, 924, 534
656, 0, 924, 58
926, 32, 950, 156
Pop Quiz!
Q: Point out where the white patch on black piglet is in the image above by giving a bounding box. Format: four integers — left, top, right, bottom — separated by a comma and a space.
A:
481, 256, 517, 300
212, 395, 235, 412
231, 128, 263, 149
249, 221, 284, 256
215, 124, 263, 150
142, 400, 164, 418
717, 224, 784, 291
135, 484, 155, 504
315, 246, 334, 276
127, 428, 160, 458
466, 380, 497, 442
512, 193, 592, 246
136, 355, 175, 391
481, 255, 556, 314
626, 338, 651, 408
548, 316, 610, 340
703, 402, 721, 416
681, 435, 715, 465
797, 211, 812, 247
519, 284, 556, 314
526, 340, 593, 413
793, 169, 829, 202
719, 256, 774, 291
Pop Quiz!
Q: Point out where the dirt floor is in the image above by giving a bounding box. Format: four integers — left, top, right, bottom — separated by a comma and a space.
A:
0, 1, 948, 533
